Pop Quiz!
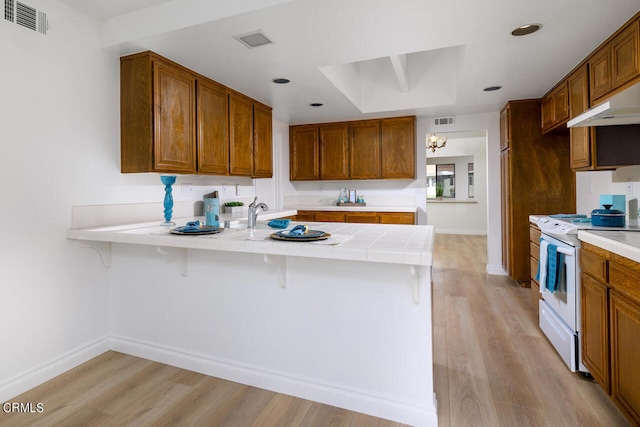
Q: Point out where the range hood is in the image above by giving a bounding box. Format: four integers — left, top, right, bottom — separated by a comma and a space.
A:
567, 82, 640, 127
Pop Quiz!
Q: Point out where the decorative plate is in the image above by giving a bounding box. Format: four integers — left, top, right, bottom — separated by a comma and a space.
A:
170, 225, 222, 235
270, 230, 330, 242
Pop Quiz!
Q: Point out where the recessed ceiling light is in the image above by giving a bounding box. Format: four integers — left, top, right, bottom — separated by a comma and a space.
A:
272, 78, 290, 84
483, 86, 502, 92
310, 103, 323, 107
511, 23, 542, 36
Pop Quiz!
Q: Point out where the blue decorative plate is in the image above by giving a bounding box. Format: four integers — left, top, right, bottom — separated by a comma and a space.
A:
270, 230, 329, 241
170, 225, 221, 235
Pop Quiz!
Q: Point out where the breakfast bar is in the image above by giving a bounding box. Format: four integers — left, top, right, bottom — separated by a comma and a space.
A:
67, 220, 437, 426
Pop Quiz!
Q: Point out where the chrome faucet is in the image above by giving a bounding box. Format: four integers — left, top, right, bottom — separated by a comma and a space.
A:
247, 197, 269, 229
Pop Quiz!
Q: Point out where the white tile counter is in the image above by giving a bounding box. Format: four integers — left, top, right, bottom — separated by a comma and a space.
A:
67, 217, 434, 266
66, 217, 437, 426
578, 230, 640, 263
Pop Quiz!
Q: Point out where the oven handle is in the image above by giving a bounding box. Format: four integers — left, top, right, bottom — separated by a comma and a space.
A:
556, 247, 574, 256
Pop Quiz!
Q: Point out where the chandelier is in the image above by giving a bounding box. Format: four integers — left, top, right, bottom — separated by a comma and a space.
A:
426, 133, 447, 153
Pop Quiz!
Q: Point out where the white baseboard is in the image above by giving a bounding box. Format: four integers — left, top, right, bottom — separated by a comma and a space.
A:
486, 264, 508, 275
110, 336, 438, 427
0, 337, 110, 402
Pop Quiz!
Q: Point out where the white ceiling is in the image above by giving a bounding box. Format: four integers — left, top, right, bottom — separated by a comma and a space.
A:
56, 0, 640, 125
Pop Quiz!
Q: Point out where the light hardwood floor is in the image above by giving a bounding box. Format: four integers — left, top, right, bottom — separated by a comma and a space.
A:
0, 234, 631, 426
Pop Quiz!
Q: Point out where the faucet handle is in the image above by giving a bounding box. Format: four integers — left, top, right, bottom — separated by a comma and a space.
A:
249, 196, 258, 208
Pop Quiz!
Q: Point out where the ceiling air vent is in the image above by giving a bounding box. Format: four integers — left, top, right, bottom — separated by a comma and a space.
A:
4, 0, 48, 35
434, 116, 454, 126
233, 30, 273, 49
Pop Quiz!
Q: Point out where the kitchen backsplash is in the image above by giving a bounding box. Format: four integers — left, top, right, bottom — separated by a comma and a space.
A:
576, 170, 640, 216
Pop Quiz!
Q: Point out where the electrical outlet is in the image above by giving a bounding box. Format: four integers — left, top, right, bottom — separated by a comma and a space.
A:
222, 184, 227, 194
181, 184, 194, 197
626, 182, 634, 195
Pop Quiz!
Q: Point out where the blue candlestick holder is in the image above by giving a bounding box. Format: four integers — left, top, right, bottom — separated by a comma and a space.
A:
160, 175, 177, 225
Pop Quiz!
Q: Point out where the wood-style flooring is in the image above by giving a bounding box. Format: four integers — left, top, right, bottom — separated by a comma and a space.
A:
0, 234, 631, 426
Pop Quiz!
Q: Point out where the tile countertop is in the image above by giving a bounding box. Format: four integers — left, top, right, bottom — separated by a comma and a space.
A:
67, 216, 434, 266
286, 204, 417, 213
578, 230, 640, 263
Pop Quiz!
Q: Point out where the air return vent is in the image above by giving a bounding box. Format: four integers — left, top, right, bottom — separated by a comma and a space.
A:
433, 116, 454, 126
4, 0, 48, 35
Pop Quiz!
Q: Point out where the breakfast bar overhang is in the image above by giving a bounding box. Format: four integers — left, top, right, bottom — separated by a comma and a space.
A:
67, 220, 437, 426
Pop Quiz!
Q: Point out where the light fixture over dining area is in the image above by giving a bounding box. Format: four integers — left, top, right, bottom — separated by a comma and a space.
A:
426, 133, 447, 153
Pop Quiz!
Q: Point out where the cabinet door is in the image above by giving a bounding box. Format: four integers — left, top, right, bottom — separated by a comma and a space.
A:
320, 123, 350, 180
541, 95, 555, 131
229, 92, 254, 176
610, 291, 640, 424
612, 20, 640, 89
197, 79, 229, 175
290, 126, 320, 180
553, 83, 570, 125
253, 103, 273, 178
381, 117, 416, 179
314, 211, 346, 222
153, 60, 197, 173
346, 212, 379, 224
350, 121, 381, 179
500, 107, 510, 150
581, 274, 610, 392
589, 46, 612, 102
378, 212, 415, 224
568, 65, 592, 169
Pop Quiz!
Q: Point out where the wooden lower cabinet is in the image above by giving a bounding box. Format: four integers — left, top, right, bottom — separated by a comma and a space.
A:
529, 224, 541, 308
581, 273, 610, 392
610, 291, 640, 424
379, 212, 415, 224
313, 211, 346, 222
294, 210, 415, 225
580, 243, 640, 424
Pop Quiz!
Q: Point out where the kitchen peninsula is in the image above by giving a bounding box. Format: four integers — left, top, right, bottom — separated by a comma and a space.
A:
67, 218, 436, 426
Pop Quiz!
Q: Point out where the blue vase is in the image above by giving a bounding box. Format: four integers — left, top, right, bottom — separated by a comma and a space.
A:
160, 175, 177, 225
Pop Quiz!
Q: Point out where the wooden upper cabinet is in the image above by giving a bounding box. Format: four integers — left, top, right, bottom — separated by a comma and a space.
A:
541, 81, 569, 133
590, 18, 640, 104
612, 20, 640, 89
229, 92, 254, 176
350, 121, 381, 179
568, 65, 592, 170
381, 117, 416, 179
500, 106, 510, 151
121, 52, 197, 173
120, 51, 272, 177
253, 103, 273, 178
153, 61, 197, 173
319, 123, 350, 180
197, 79, 229, 175
290, 125, 320, 180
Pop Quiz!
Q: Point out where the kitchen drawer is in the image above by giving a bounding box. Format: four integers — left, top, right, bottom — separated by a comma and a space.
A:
346, 212, 379, 224
610, 258, 640, 303
531, 278, 541, 308
530, 241, 540, 261
581, 243, 610, 283
531, 256, 539, 282
530, 225, 541, 243
379, 212, 416, 224
294, 211, 316, 222
314, 211, 346, 222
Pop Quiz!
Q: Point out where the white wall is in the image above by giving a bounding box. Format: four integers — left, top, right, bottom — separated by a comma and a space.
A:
426, 135, 488, 235
576, 170, 640, 217
0, 0, 277, 400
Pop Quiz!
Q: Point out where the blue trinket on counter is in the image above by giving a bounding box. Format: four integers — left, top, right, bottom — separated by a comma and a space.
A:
204, 191, 220, 227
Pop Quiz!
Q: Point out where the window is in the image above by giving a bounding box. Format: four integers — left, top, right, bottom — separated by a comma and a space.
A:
427, 163, 455, 199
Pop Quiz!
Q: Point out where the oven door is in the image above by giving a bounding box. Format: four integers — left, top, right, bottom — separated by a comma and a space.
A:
539, 233, 578, 332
